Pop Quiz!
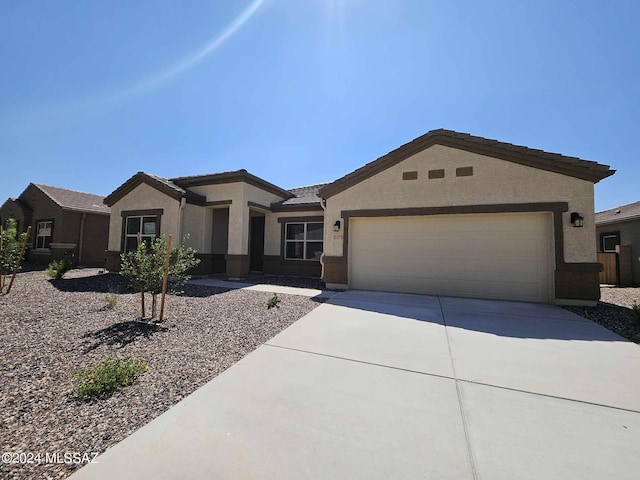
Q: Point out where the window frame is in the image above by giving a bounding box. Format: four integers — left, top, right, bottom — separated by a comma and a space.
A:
600, 231, 620, 253
34, 219, 54, 250
120, 209, 163, 253
284, 221, 324, 261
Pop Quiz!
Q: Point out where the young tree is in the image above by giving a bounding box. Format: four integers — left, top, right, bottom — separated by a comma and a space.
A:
120, 235, 200, 319
0, 219, 29, 294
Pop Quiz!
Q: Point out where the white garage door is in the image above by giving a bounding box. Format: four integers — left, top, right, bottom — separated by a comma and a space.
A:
349, 213, 553, 303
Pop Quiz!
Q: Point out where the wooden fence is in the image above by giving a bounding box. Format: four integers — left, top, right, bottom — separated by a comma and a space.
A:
597, 252, 618, 285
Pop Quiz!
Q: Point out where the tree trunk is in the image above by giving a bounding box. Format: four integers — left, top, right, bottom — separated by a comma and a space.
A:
151, 294, 157, 319
141, 289, 146, 318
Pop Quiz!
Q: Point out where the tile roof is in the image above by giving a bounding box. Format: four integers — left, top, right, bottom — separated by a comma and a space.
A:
596, 200, 640, 225
103, 172, 207, 206
171, 169, 292, 199
319, 129, 616, 198
268, 183, 328, 212
34, 184, 110, 215
170, 169, 247, 183
144, 172, 187, 195
281, 183, 329, 206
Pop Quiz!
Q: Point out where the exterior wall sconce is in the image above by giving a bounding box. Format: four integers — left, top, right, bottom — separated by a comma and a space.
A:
333, 220, 341, 232
570, 212, 584, 227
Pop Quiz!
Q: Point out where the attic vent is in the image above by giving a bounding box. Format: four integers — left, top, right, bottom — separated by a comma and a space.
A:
456, 166, 474, 177
402, 171, 418, 181
615, 210, 621, 214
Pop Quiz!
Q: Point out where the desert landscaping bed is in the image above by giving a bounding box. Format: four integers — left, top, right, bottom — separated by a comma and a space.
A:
0, 268, 321, 480
563, 286, 640, 344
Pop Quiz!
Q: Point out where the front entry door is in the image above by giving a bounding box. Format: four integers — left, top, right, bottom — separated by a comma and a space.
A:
250, 216, 265, 272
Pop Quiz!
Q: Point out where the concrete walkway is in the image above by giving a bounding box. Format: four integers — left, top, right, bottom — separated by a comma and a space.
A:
70, 291, 640, 480
188, 277, 341, 299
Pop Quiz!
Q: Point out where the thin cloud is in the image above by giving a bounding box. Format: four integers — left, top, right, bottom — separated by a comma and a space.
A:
115, 0, 265, 99
1, 0, 266, 129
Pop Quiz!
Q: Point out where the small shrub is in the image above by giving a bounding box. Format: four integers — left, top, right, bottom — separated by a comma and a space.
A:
632, 303, 640, 325
73, 356, 148, 400
267, 293, 281, 310
104, 294, 118, 309
46, 259, 72, 279
119, 235, 200, 319
0, 218, 29, 293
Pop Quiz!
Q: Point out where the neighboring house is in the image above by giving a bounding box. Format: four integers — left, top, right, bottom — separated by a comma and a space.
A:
595, 200, 640, 285
104, 129, 614, 305
0, 183, 110, 265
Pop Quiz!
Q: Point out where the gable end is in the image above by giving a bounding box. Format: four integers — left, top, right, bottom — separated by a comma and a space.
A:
319, 129, 615, 199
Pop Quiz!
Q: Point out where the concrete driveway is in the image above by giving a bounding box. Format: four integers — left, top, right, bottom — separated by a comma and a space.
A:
70, 290, 640, 480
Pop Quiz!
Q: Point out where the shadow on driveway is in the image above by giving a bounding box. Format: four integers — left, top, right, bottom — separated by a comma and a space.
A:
328, 292, 629, 343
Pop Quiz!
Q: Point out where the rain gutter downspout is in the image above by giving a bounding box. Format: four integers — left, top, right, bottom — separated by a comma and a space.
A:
178, 197, 186, 242
320, 197, 326, 280
78, 212, 86, 264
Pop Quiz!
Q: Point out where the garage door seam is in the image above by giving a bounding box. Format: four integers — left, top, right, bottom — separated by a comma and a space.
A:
438, 296, 479, 480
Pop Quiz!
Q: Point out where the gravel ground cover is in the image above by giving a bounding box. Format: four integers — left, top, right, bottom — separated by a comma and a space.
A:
0, 268, 321, 480
563, 286, 640, 343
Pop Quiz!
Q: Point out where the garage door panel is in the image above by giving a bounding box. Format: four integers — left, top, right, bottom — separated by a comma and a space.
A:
349, 213, 552, 303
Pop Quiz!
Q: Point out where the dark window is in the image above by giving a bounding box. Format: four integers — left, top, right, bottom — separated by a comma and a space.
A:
285, 222, 323, 260
600, 232, 620, 253
124, 216, 158, 252
35, 220, 53, 249
3, 218, 19, 232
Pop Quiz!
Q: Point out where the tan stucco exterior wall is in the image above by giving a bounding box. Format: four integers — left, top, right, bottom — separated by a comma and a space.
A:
181, 203, 206, 251
323, 144, 596, 264
178, 182, 286, 256
107, 183, 180, 251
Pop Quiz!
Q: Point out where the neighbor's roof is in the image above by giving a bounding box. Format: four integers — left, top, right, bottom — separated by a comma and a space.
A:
1, 197, 33, 212
596, 200, 640, 226
34, 184, 110, 215
319, 129, 616, 199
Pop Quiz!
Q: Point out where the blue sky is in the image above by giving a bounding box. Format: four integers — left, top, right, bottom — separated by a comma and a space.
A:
1, 0, 638, 211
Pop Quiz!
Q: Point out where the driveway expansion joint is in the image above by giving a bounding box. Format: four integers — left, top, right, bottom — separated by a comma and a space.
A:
264, 343, 454, 381
270, 339, 640, 415
456, 378, 640, 415
438, 296, 479, 480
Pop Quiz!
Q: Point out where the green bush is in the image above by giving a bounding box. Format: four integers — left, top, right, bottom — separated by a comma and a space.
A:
120, 235, 200, 319
46, 259, 72, 279
73, 356, 148, 400
104, 294, 118, 309
267, 293, 281, 309
0, 218, 29, 293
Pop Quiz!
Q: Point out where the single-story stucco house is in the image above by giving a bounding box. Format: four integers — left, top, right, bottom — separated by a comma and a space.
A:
595, 200, 640, 285
104, 129, 614, 305
0, 183, 110, 265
